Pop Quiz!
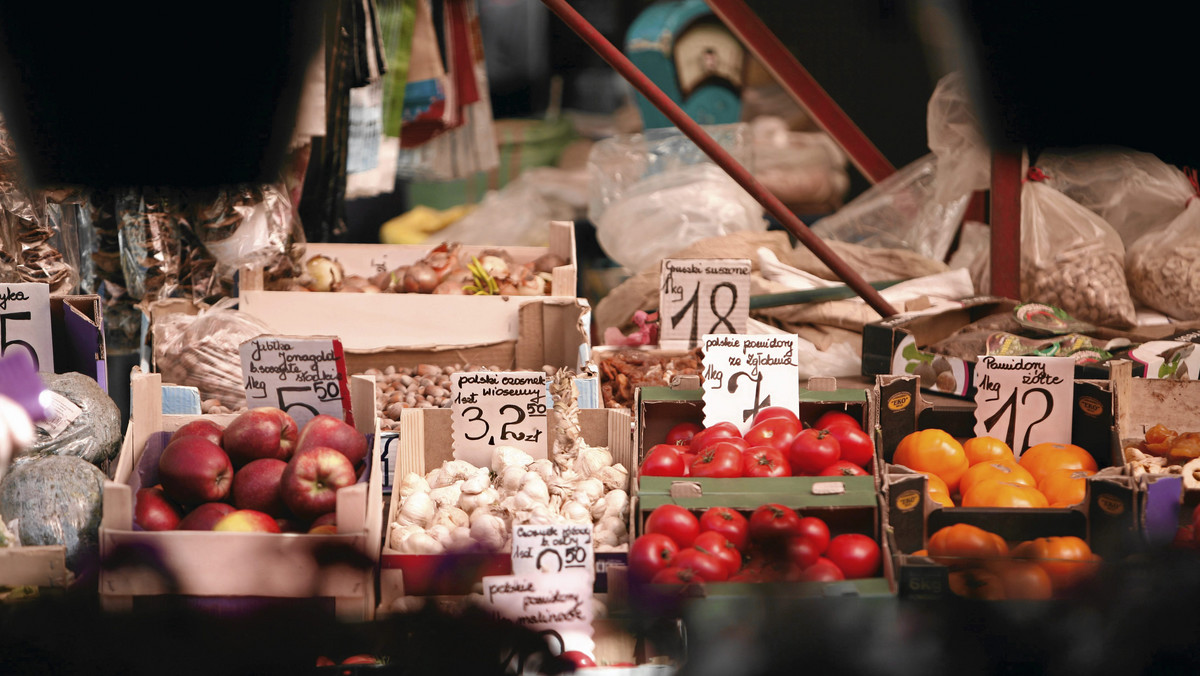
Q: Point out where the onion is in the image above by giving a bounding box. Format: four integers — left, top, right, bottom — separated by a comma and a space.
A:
403, 262, 440, 293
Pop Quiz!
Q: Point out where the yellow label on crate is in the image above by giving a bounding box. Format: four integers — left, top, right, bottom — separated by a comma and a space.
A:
1097, 494, 1125, 516
1078, 396, 1105, 417
896, 489, 921, 511
888, 391, 912, 412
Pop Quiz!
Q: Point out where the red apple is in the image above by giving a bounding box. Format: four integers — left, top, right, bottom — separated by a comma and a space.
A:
134, 485, 183, 531
213, 509, 283, 533
169, 419, 225, 448
158, 436, 233, 506
280, 446, 357, 520
308, 512, 337, 534
231, 458, 289, 517
276, 517, 309, 533
177, 502, 237, 531
296, 414, 367, 469
222, 407, 299, 467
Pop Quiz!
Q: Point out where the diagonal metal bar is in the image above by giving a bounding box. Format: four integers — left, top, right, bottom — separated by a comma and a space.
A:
540, 0, 899, 318
706, 0, 896, 184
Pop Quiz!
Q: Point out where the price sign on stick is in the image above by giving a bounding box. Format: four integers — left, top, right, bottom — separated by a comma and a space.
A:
238, 335, 353, 429
512, 523, 595, 584
482, 571, 594, 637
973, 355, 1074, 456
659, 258, 751, 349
701, 334, 800, 434
0, 282, 54, 373
451, 371, 549, 467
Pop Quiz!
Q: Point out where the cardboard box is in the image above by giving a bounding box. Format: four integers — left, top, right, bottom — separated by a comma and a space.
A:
377, 406, 633, 611
49, 294, 107, 390
0, 546, 72, 589
238, 221, 579, 353
99, 370, 384, 621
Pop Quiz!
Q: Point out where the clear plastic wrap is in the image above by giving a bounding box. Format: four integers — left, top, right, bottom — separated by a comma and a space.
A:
191, 183, 304, 288
1020, 176, 1137, 328
1037, 148, 1192, 249
17, 372, 122, 473
0, 454, 106, 572
1126, 197, 1200, 320
153, 297, 274, 410
117, 188, 188, 302
809, 154, 970, 263
926, 71, 991, 206
750, 116, 849, 212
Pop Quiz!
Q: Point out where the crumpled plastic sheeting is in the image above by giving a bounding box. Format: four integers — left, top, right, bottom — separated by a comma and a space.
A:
17, 372, 122, 473
0, 455, 106, 572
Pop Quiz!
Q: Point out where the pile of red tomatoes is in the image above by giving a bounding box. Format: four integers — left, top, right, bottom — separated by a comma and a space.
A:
629, 504, 882, 584
639, 407, 875, 479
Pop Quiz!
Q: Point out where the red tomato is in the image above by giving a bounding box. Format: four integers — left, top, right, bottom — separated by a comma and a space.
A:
340, 655, 380, 665
744, 417, 801, 454
561, 651, 597, 669
787, 535, 822, 569
788, 428, 841, 475
748, 503, 802, 543
742, 446, 792, 478
699, 507, 749, 550
690, 441, 743, 478
679, 452, 696, 476
664, 422, 703, 447
315, 656, 336, 667
652, 566, 701, 585
800, 558, 845, 582
817, 460, 870, 477
639, 444, 686, 477
825, 533, 881, 579
689, 422, 742, 454
794, 517, 831, 554
814, 410, 861, 431
694, 531, 742, 576
823, 424, 874, 468
728, 567, 762, 583
752, 406, 800, 427
644, 504, 700, 548
628, 533, 679, 582
674, 546, 729, 581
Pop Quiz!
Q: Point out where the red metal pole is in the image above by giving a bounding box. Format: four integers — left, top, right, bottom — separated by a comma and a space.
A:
539, 0, 899, 318
706, 0, 896, 185
989, 150, 1022, 299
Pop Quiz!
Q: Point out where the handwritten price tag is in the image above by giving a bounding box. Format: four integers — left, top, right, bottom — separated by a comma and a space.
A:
701, 334, 800, 433
238, 335, 352, 429
481, 571, 593, 637
659, 258, 751, 349
451, 371, 548, 467
512, 523, 595, 584
973, 355, 1074, 456
0, 282, 54, 373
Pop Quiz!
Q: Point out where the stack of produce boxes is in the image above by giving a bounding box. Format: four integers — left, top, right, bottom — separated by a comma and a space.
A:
98, 370, 384, 620
630, 378, 893, 598
878, 373, 1135, 600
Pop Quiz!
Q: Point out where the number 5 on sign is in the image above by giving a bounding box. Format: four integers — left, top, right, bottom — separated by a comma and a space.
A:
0, 283, 54, 373
973, 356, 1074, 456
659, 259, 751, 349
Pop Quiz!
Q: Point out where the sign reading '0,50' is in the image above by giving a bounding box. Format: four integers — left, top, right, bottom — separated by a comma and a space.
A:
659, 258, 751, 349
0, 282, 54, 374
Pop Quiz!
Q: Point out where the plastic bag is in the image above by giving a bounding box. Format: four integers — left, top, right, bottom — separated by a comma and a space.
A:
750, 116, 849, 212
431, 167, 585, 246
153, 297, 274, 410
595, 163, 766, 273
927, 71, 991, 206
1126, 196, 1200, 320
18, 372, 122, 473
1037, 148, 1192, 249
810, 154, 969, 263
1020, 175, 1137, 327
192, 183, 302, 282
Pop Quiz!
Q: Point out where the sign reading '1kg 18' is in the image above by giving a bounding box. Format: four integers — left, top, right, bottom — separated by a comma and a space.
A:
659, 258, 751, 349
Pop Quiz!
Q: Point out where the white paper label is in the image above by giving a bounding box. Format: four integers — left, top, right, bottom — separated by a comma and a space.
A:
238, 335, 352, 429
973, 355, 1074, 456
512, 522, 595, 584
0, 282, 54, 374
34, 391, 82, 439
701, 334, 800, 433
1130, 340, 1200, 380
481, 571, 593, 636
450, 371, 548, 468
659, 258, 751, 349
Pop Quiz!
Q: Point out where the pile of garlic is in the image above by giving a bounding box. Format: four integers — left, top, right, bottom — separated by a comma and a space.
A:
388, 444, 630, 555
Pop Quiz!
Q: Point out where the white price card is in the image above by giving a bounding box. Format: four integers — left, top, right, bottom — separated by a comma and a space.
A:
701, 334, 800, 434
973, 355, 1074, 456
238, 335, 353, 429
451, 371, 549, 467
659, 258, 751, 349
481, 571, 594, 637
512, 523, 595, 584
0, 282, 54, 373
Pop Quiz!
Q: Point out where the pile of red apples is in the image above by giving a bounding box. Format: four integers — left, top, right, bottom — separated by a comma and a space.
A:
134, 408, 368, 534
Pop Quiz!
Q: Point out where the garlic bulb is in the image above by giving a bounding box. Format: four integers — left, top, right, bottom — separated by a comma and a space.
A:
469, 511, 508, 550
398, 472, 430, 501
459, 486, 500, 513
519, 473, 550, 505
526, 504, 556, 525
491, 446, 534, 473
389, 522, 423, 550
448, 526, 474, 551
432, 506, 470, 530
424, 468, 446, 489
397, 491, 436, 528
496, 465, 526, 492
429, 524, 453, 548
595, 464, 628, 493
429, 482, 463, 510
442, 460, 481, 483
560, 500, 592, 524
596, 515, 627, 544
600, 489, 629, 520
461, 468, 492, 495
573, 446, 613, 478
528, 458, 557, 483
572, 477, 605, 507
399, 531, 445, 555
